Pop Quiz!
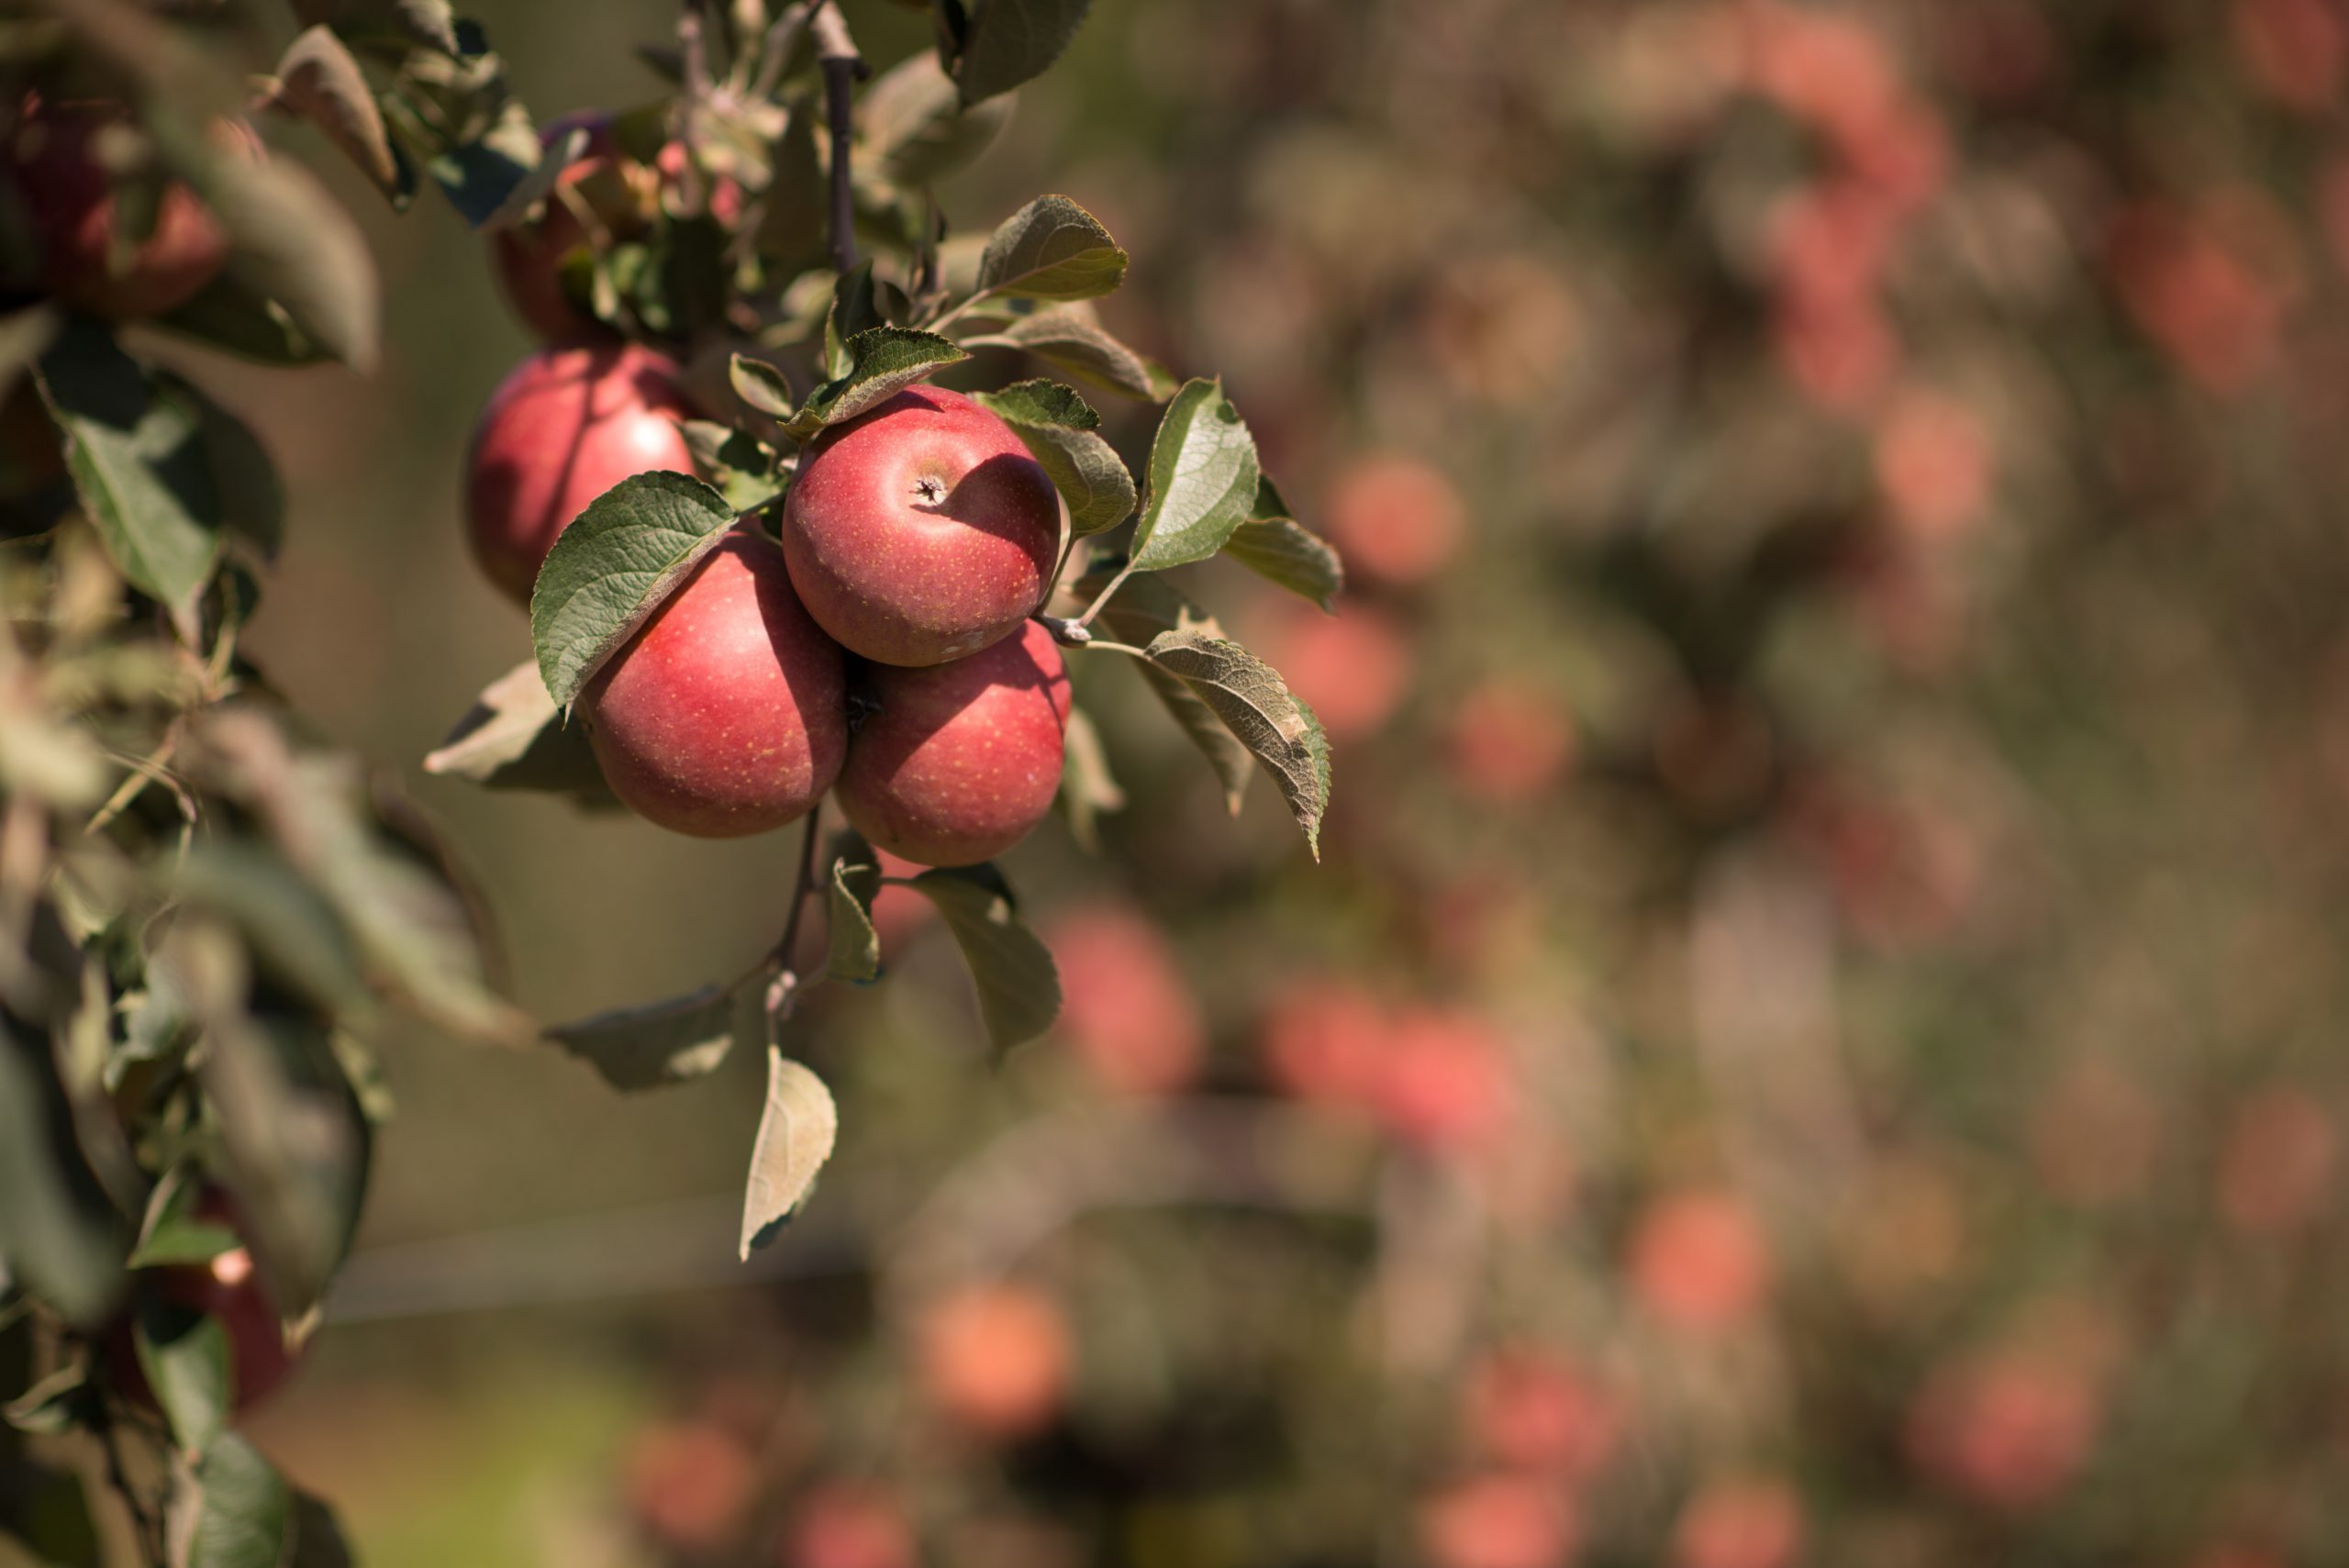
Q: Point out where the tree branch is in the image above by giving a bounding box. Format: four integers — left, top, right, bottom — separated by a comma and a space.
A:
810, 1, 866, 278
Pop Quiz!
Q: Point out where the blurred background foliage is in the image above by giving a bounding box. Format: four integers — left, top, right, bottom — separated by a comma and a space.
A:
93, 0, 2349, 1563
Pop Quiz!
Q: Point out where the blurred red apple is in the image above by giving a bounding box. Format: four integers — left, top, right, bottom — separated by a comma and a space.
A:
583, 528, 847, 838
1627, 1189, 1770, 1334
1041, 901, 1207, 1095
1418, 1474, 1577, 1568
1445, 680, 1575, 806
916, 1284, 1071, 1440
1670, 1479, 1805, 1568
464, 341, 697, 603
836, 620, 1070, 867
7, 95, 228, 319
106, 1191, 295, 1417
783, 1484, 916, 1568
1324, 454, 1466, 588
623, 1418, 759, 1554
1463, 1348, 1620, 1483
1906, 1352, 2098, 1512
2218, 1085, 2335, 1235
1256, 602, 1409, 741
1373, 1006, 1510, 1153
1258, 976, 1388, 1107
784, 387, 1061, 667
489, 111, 653, 343
1876, 387, 1992, 544
2233, 0, 2346, 112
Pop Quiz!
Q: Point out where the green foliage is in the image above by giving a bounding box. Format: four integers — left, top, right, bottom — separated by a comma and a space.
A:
423, 661, 618, 806
907, 864, 1062, 1051
549, 986, 740, 1092
529, 471, 740, 713
1223, 479, 1343, 610
825, 833, 883, 984
1078, 567, 1256, 815
943, 0, 1098, 107
973, 194, 1128, 304
973, 379, 1137, 535
1129, 379, 1261, 572
133, 1297, 231, 1457
1143, 632, 1331, 859
737, 1051, 838, 1259
964, 306, 1179, 401
785, 326, 969, 439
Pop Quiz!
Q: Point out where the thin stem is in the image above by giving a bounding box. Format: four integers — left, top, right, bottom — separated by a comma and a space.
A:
768, 806, 825, 972
810, 1, 865, 278
748, 1, 816, 102
1072, 559, 1138, 631
94, 1405, 166, 1567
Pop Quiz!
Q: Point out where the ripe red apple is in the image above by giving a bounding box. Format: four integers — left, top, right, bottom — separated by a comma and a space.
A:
915, 1284, 1071, 1440
489, 111, 657, 343
582, 528, 848, 838
782, 386, 1061, 667
1670, 1479, 1805, 1568
1417, 1474, 1577, 1568
464, 341, 697, 603
834, 619, 1069, 866
106, 1195, 296, 1417
1041, 901, 1206, 1095
1324, 454, 1466, 588
1626, 1189, 1771, 1334
6, 96, 228, 319
784, 1484, 918, 1568
622, 1418, 759, 1554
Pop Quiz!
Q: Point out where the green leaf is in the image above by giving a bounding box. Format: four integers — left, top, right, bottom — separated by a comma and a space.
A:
529, 472, 739, 712
907, 864, 1060, 1051
549, 986, 740, 1093
973, 379, 1135, 536
974, 194, 1126, 302
153, 274, 327, 365
1129, 379, 1259, 572
825, 832, 881, 984
423, 660, 618, 805
729, 352, 796, 419
755, 100, 826, 268
1076, 566, 1253, 814
954, 0, 1097, 106
678, 419, 788, 515
861, 49, 1013, 186
1144, 630, 1332, 859
822, 261, 885, 382
128, 1173, 241, 1269
739, 1050, 839, 1257
179, 1433, 294, 1568
295, 0, 459, 58
786, 328, 968, 439
134, 1297, 231, 1457
963, 306, 1176, 401
0, 1017, 128, 1328
190, 141, 383, 373
1057, 705, 1124, 853
37, 321, 224, 614
4, 1362, 96, 1436
474, 122, 590, 231
1224, 491, 1343, 611
270, 27, 400, 197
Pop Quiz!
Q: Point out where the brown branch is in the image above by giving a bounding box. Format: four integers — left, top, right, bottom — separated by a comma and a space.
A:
809, 1, 866, 277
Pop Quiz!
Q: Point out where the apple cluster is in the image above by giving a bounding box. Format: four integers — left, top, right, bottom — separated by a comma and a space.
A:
465, 136, 1073, 867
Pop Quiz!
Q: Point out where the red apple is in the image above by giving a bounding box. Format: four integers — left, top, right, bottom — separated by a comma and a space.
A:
1905, 1352, 2098, 1512
784, 1485, 918, 1568
1324, 454, 1467, 588
464, 341, 697, 604
915, 1284, 1071, 1440
782, 386, 1061, 667
834, 619, 1070, 866
488, 110, 655, 343
582, 528, 848, 838
623, 1419, 759, 1554
1670, 1479, 1805, 1568
1418, 1475, 1577, 1568
1626, 1189, 1771, 1334
7, 96, 228, 319
1041, 901, 1207, 1095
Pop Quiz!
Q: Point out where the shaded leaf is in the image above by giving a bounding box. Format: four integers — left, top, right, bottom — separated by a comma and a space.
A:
177, 1433, 293, 1568
0, 1017, 127, 1327
1130, 378, 1259, 572
787, 328, 967, 439
974, 194, 1125, 302
1145, 630, 1331, 858
679, 420, 788, 515
729, 352, 795, 418
529, 472, 739, 712
826, 832, 881, 984
963, 306, 1177, 401
955, 0, 1096, 106
1224, 516, 1342, 610
295, 0, 459, 57
1077, 567, 1252, 814
739, 1050, 838, 1257
423, 660, 617, 805
1057, 704, 1123, 852
908, 864, 1060, 1051
862, 49, 1012, 185
193, 147, 382, 373
475, 123, 590, 231
135, 1296, 231, 1457
128, 1171, 240, 1268
973, 379, 1134, 535
549, 986, 739, 1093
270, 28, 400, 197
153, 274, 326, 366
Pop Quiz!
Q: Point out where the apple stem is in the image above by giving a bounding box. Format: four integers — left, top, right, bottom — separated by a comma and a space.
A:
1072, 560, 1138, 632
755, 806, 827, 1021
811, 1, 866, 278
1034, 614, 1092, 648
92, 1403, 166, 1566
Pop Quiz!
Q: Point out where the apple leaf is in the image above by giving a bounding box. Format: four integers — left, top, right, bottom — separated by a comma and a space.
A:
269, 27, 400, 198
953, 0, 1097, 106
678, 420, 787, 515
973, 379, 1136, 536
907, 864, 1061, 1051
1223, 476, 1343, 611
191, 141, 382, 373
1143, 630, 1331, 859
863, 49, 1014, 186
1076, 566, 1254, 815
963, 305, 1178, 401
177, 1433, 293, 1568
974, 195, 1127, 303
134, 1297, 232, 1457
1128, 379, 1259, 573
529, 471, 739, 712
786, 328, 968, 439
739, 1050, 839, 1257
154, 274, 328, 365
729, 352, 795, 419
550, 985, 739, 1093
476, 124, 589, 230
128, 1172, 241, 1268
826, 833, 882, 984
425, 660, 618, 805
1057, 705, 1125, 852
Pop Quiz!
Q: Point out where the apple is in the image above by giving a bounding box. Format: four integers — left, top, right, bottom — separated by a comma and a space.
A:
782, 386, 1061, 667
464, 341, 697, 603
1041, 901, 1206, 1095
784, 1485, 918, 1568
106, 1194, 295, 1417
1905, 1352, 2098, 1512
488, 110, 655, 343
1417, 1475, 1577, 1568
622, 1419, 758, 1554
1324, 453, 1466, 589
6, 95, 228, 319
582, 527, 848, 838
834, 619, 1069, 866
1626, 1190, 1770, 1334
915, 1284, 1071, 1440
1670, 1480, 1805, 1568
1462, 1348, 1619, 1481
